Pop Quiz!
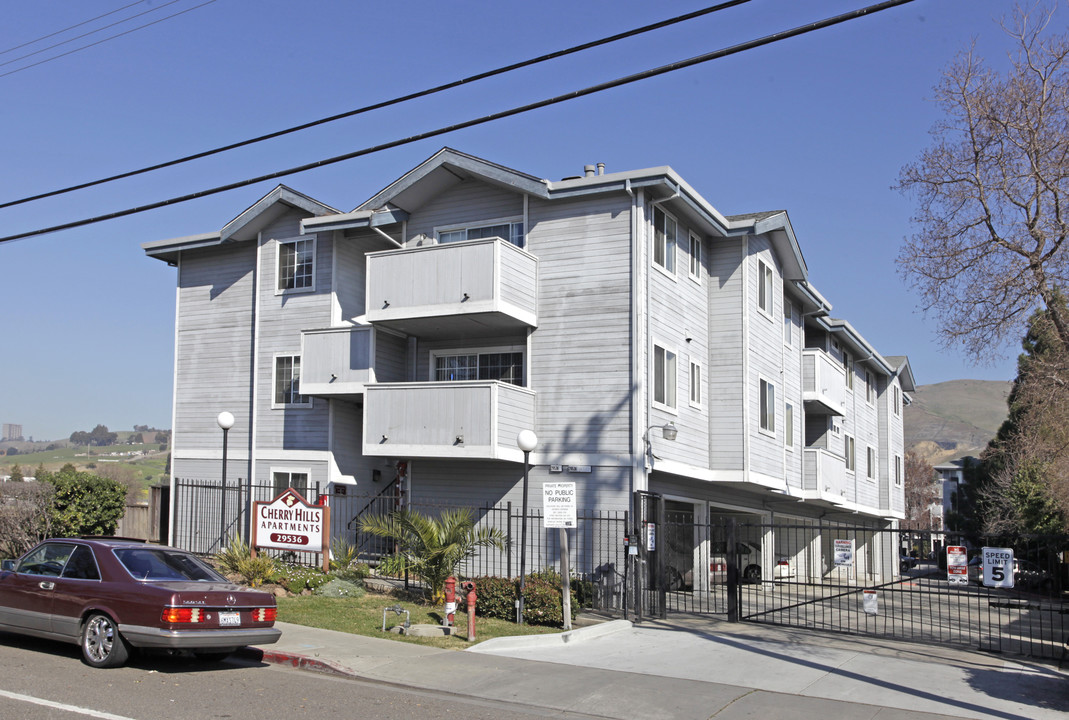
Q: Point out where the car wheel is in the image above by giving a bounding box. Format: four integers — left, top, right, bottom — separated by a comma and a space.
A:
81, 613, 130, 668
743, 565, 761, 582
194, 650, 235, 662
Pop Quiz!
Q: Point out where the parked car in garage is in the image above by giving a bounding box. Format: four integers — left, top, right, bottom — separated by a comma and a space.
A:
709, 541, 794, 583
900, 554, 918, 572
0, 537, 280, 668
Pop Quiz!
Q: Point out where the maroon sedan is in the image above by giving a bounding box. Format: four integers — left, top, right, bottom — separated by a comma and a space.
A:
0, 537, 280, 668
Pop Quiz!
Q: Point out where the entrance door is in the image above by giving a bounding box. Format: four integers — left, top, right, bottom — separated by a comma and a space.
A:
663, 500, 697, 591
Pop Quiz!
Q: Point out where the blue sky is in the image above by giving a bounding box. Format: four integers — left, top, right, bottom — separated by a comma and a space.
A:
0, 0, 1044, 441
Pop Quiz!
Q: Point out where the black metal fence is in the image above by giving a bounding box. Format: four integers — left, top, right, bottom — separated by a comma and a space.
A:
651, 512, 1069, 661
172, 478, 630, 611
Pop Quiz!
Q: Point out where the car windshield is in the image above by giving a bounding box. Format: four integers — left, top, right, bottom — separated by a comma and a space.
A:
113, 548, 226, 582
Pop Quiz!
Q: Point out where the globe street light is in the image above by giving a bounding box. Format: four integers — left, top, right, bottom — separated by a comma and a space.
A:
217, 411, 235, 549
516, 429, 538, 624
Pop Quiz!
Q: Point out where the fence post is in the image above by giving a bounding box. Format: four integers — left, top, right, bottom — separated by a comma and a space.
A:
727, 517, 738, 622
506, 501, 513, 580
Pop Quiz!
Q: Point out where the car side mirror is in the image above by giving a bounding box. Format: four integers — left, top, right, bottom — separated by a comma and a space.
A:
1, 560, 14, 572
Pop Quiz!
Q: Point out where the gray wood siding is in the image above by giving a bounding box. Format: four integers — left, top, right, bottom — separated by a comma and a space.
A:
647, 206, 710, 470
527, 193, 633, 461
707, 239, 745, 470
849, 367, 881, 509
406, 179, 523, 243
335, 230, 381, 321
174, 244, 256, 454
256, 212, 332, 454
374, 331, 408, 383
782, 294, 803, 490
746, 236, 786, 480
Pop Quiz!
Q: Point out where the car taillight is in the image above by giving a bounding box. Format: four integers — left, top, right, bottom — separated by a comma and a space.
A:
777, 560, 789, 566
162, 607, 203, 623
253, 607, 277, 622
710, 562, 726, 572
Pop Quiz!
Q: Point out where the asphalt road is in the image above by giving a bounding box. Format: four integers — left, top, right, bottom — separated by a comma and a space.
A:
0, 631, 598, 720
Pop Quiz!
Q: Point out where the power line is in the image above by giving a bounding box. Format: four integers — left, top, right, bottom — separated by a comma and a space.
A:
0, 0, 184, 67
0, 0, 217, 78
0, 0, 917, 246
0, 0, 753, 211
0, 0, 146, 57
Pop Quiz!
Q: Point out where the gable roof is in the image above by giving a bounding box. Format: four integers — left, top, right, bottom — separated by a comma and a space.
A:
143, 185, 337, 263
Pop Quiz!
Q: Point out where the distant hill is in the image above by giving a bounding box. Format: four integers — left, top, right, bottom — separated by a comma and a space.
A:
905, 379, 1012, 465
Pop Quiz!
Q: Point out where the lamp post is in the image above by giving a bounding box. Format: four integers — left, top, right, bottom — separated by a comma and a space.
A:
516, 429, 538, 624
217, 411, 235, 549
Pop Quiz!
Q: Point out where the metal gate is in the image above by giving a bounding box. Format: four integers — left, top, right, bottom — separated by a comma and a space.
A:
651, 510, 1069, 661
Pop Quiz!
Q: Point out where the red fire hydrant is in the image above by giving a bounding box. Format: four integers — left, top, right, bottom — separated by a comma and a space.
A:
443, 576, 456, 627
461, 580, 477, 641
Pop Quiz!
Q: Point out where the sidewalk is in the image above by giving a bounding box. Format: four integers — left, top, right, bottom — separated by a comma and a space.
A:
243, 615, 1069, 720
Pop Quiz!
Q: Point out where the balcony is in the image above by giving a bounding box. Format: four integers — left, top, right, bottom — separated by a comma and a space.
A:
299, 325, 407, 397
802, 348, 846, 415
363, 381, 536, 461
365, 238, 537, 339
803, 447, 847, 506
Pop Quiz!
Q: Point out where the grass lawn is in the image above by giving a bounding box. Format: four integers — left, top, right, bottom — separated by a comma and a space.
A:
276, 592, 564, 649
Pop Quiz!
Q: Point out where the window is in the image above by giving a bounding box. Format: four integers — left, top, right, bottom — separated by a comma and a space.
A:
653, 344, 677, 408
758, 260, 774, 315
785, 403, 794, 449
273, 470, 309, 498
867, 446, 876, 480
843, 351, 854, 390
274, 355, 310, 407
63, 545, 100, 580
439, 220, 524, 247
844, 434, 855, 472
652, 206, 677, 274
866, 371, 875, 404
893, 385, 901, 416
689, 233, 701, 281
277, 237, 315, 293
783, 298, 793, 345
689, 360, 702, 407
894, 455, 903, 486
434, 351, 524, 385
760, 378, 776, 433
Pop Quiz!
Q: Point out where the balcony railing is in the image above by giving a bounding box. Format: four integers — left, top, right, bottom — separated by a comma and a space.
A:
363, 380, 536, 460
299, 325, 406, 397
365, 238, 537, 339
803, 447, 847, 506
802, 348, 846, 415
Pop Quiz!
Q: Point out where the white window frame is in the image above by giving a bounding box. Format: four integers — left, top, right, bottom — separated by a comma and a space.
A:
843, 350, 854, 391
652, 206, 677, 276
759, 377, 776, 435
894, 454, 903, 487
275, 236, 316, 295
783, 298, 793, 346
271, 467, 311, 499
689, 359, 702, 408
272, 354, 312, 409
865, 370, 876, 405
866, 446, 877, 481
785, 402, 794, 450
429, 344, 525, 386
653, 343, 678, 411
757, 259, 774, 317
435, 216, 525, 247
844, 434, 855, 473
688, 232, 702, 283
893, 385, 901, 416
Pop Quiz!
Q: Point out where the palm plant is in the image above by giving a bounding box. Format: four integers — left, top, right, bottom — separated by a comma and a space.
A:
359, 507, 506, 602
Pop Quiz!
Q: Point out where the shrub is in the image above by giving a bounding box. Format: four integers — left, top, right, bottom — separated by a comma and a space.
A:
235, 553, 276, 587
272, 564, 332, 594
458, 574, 578, 626
41, 465, 126, 536
315, 578, 366, 598
214, 536, 251, 576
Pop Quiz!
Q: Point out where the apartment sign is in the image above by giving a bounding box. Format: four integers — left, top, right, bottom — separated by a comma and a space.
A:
253, 489, 330, 571
543, 482, 577, 528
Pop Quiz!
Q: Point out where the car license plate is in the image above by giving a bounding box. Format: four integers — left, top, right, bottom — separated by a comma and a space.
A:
218, 611, 241, 626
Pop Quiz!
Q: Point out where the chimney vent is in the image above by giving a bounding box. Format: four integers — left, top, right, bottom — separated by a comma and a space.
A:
584, 164, 596, 177
597, 162, 605, 175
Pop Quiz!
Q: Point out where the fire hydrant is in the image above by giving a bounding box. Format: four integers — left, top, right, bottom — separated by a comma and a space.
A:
443, 576, 457, 627
461, 580, 477, 641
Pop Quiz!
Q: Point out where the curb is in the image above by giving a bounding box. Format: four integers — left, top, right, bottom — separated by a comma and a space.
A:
466, 619, 632, 654
237, 646, 357, 678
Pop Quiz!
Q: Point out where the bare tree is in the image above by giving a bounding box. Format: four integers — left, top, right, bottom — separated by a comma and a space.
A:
903, 451, 940, 530
897, 3, 1069, 360
0, 482, 54, 559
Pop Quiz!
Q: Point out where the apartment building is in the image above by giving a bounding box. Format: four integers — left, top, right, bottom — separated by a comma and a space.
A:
144, 148, 913, 579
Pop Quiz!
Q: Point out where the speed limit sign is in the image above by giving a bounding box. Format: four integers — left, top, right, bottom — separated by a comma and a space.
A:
982, 547, 1014, 589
